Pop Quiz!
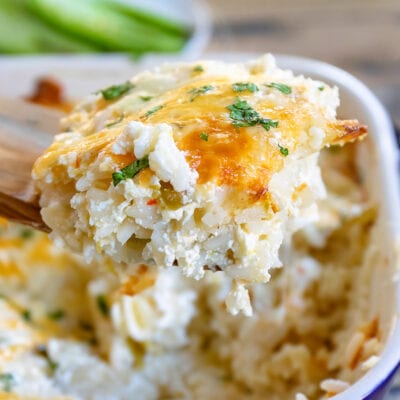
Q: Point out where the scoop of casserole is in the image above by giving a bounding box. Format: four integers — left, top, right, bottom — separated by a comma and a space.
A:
33, 54, 366, 314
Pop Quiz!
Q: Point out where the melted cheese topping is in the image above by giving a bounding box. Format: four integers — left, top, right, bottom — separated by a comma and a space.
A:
33, 62, 365, 208
32, 55, 368, 316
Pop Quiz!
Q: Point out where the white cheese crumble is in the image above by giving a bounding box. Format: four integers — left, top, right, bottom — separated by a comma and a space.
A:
33, 54, 363, 315
111, 270, 196, 347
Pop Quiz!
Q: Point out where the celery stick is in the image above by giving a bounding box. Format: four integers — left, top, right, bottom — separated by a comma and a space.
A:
28, 0, 186, 53
0, 0, 99, 53
99, 0, 189, 37
0, 2, 41, 53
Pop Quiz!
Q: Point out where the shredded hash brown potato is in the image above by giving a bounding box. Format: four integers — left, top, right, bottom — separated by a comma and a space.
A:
32, 55, 367, 315
0, 142, 385, 399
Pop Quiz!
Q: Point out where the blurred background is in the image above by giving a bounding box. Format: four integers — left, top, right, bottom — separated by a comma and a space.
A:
0, 0, 398, 128
207, 0, 400, 129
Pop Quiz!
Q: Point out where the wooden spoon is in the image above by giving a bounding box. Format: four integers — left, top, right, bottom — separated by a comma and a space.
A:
0, 98, 64, 231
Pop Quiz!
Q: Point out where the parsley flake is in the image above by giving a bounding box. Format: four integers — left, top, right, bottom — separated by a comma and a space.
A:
48, 309, 65, 321
227, 98, 261, 127
232, 82, 259, 93
106, 114, 123, 128
35, 345, 58, 375
140, 96, 153, 102
0, 373, 15, 392
21, 309, 32, 322
193, 65, 204, 72
200, 132, 209, 141
318, 86, 325, 91
144, 105, 163, 118
49, 360, 58, 374
259, 118, 279, 131
97, 81, 134, 101
278, 145, 289, 156
188, 85, 213, 101
266, 82, 292, 94
112, 156, 150, 187
20, 229, 34, 239
227, 98, 279, 131
96, 295, 109, 317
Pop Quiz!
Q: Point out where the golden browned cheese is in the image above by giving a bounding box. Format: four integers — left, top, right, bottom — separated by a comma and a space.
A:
119, 267, 157, 297
33, 77, 367, 205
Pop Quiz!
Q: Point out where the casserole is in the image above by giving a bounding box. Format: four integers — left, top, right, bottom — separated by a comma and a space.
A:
0, 54, 398, 399
276, 55, 400, 400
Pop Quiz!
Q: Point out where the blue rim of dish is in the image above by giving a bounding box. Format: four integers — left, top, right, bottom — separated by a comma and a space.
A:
366, 362, 400, 398
394, 123, 400, 147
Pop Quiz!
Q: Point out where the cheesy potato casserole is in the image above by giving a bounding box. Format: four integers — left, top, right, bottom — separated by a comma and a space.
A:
0, 143, 381, 400
32, 55, 366, 315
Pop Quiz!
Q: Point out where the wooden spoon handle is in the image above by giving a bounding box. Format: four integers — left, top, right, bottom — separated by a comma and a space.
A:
0, 97, 63, 137
0, 98, 64, 230
0, 191, 49, 232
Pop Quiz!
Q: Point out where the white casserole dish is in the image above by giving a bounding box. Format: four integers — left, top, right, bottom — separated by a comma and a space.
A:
276, 55, 400, 400
0, 53, 398, 399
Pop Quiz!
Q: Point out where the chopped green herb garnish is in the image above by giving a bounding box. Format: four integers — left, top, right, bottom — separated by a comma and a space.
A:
266, 82, 292, 94
112, 156, 150, 187
21, 309, 31, 322
48, 360, 58, 374
278, 145, 289, 156
200, 132, 209, 141
227, 98, 261, 127
96, 294, 109, 317
193, 65, 204, 72
105, 121, 120, 128
232, 82, 259, 93
140, 96, 153, 102
144, 105, 163, 118
97, 81, 134, 101
260, 118, 279, 131
35, 345, 58, 375
48, 309, 65, 321
318, 86, 325, 91
106, 115, 124, 128
227, 98, 279, 131
0, 373, 15, 392
188, 85, 213, 101
20, 229, 34, 239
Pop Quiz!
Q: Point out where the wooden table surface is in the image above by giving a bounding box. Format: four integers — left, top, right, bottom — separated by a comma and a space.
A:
205, 0, 400, 127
